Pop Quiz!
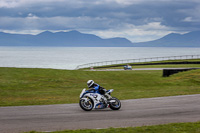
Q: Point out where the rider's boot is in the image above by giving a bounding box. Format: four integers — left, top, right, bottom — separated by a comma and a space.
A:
104, 93, 112, 100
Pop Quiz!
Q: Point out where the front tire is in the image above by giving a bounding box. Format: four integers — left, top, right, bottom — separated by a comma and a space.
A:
109, 97, 121, 110
79, 97, 94, 111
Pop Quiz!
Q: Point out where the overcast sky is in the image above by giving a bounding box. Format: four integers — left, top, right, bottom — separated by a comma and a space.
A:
0, 0, 200, 42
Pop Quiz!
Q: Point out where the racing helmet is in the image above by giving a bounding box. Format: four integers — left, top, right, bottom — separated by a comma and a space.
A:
87, 80, 94, 88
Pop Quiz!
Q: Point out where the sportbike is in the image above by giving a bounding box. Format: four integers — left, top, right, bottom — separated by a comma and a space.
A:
79, 88, 121, 111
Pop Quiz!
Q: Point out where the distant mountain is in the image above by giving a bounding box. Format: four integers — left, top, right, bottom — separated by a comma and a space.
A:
132, 31, 200, 47
1, 30, 200, 47
0, 30, 133, 47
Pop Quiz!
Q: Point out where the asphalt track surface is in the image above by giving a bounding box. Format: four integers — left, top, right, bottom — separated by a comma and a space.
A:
1, 94, 200, 133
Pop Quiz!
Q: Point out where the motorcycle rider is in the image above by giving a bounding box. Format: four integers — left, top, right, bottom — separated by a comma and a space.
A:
87, 80, 112, 100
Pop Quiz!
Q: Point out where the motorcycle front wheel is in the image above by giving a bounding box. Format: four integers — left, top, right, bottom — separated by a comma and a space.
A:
109, 97, 121, 110
79, 97, 94, 111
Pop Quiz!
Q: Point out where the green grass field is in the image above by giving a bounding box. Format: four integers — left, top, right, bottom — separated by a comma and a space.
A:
0, 67, 200, 106
27, 122, 200, 133
1, 66, 200, 133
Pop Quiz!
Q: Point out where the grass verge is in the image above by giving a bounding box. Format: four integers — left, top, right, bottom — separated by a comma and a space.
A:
0, 67, 200, 106
27, 122, 200, 133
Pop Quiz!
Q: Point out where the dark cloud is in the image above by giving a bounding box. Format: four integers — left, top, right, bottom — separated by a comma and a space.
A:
0, 0, 200, 42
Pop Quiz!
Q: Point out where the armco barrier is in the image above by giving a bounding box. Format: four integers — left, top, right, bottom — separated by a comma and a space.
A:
76, 55, 200, 69
95, 61, 200, 69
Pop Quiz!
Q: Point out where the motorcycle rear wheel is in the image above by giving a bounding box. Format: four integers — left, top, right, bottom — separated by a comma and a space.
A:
109, 97, 121, 110
79, 97, 94, 111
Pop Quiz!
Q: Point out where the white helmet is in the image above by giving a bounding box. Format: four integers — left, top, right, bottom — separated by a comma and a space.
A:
87, 80, 94, 88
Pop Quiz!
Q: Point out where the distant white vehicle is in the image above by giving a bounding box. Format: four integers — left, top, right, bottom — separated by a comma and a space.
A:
124, 64, 132, 70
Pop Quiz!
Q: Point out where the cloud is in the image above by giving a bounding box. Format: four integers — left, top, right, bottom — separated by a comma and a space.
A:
0, 0, 18, 8
0, 15, 116, 31
183, 17, 194, 22
0, 0, 200, 42
89, 22, 173, 42
0, 0, 68, 8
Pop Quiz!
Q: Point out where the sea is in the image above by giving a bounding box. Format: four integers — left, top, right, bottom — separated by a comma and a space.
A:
0, 47, 200, 70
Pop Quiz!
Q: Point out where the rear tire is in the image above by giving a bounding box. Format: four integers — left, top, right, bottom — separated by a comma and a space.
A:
109, 97, 121, 110
79, 97, 94, 111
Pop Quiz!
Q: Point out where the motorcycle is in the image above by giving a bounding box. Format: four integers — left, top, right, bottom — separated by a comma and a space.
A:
79, 88, 121, 111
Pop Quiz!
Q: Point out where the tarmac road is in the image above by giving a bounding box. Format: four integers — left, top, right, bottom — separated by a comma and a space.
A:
0, 94, 200, 133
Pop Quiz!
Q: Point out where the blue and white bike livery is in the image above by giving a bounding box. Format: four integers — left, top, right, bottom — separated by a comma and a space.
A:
79, 88, 121, 111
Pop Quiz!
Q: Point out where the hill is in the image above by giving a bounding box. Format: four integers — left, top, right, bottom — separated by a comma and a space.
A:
1, 30, 200, 47
133, 31, 200, 47
0, 30, 133, 47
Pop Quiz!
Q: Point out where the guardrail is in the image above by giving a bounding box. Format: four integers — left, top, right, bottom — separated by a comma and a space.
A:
75, 55, 200, 69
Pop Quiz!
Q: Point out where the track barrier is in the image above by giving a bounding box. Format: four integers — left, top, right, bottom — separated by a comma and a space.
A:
76, 55, 200, 69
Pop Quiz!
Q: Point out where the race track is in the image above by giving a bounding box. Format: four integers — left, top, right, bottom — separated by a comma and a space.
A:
1, 94, 200, 133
